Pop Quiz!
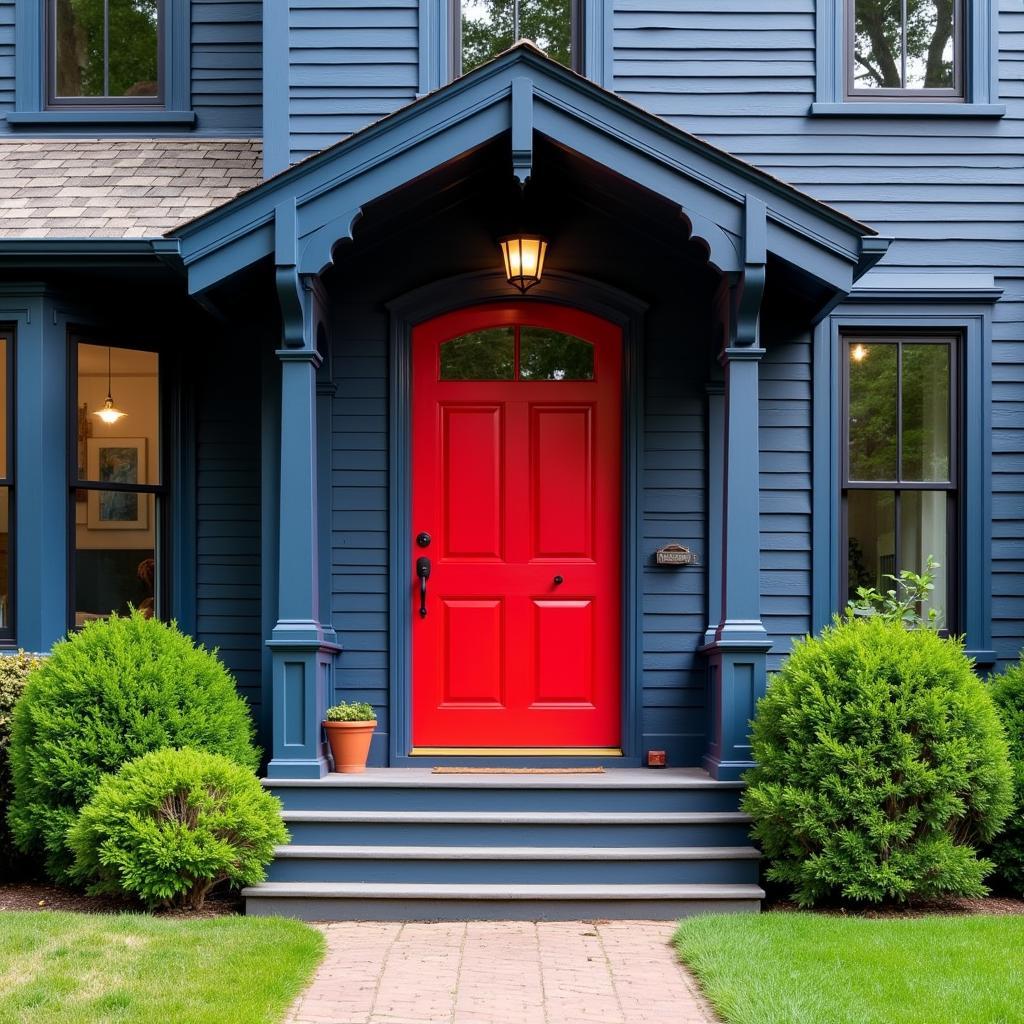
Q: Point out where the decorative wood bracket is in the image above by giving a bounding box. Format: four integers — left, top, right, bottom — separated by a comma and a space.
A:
511, 77, 533, 187
275, 199, 307, 349
732, 195, 767, 348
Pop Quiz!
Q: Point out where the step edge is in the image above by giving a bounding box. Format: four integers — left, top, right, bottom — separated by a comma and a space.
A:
271, 844, 762, 860
280, 810, 752, 823
244, 882, 767, 900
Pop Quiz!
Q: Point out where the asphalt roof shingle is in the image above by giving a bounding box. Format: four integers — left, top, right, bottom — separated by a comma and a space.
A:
0, 138, 263, 238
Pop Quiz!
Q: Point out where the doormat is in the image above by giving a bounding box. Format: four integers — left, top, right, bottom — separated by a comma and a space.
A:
431, 766, 605, 775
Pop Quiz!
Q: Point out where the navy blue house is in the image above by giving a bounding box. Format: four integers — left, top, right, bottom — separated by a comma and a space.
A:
0, 0, 1018, 918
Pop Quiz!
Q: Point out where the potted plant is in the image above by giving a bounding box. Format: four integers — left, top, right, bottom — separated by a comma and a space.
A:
323, 701, 377, 774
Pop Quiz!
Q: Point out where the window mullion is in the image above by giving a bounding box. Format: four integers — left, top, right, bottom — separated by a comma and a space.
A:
900, 0, 907, 88
103, 0, 110, 97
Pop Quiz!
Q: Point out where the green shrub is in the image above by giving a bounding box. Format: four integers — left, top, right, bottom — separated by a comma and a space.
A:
68, 747, 287, 910
8, 612, 259, 884
989, 663, 1024, 894
0, 651, 45, 876
743, 617, 1013, 907
324, 701, 376, 722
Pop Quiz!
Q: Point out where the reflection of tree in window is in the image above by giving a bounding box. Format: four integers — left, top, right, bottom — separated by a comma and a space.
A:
54, 0, 159, 99
440, 329, 515, 380
853, 0, 957, 91
519, 329, 593, 380
462, 0, 572, 73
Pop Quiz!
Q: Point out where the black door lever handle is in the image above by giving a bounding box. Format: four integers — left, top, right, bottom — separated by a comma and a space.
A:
416, 556, 432, 618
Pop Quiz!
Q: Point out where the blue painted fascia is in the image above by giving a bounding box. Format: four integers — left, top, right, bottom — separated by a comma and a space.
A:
173, 44, 883, 300
0, 238, 182, 269
812, 287, 999, 665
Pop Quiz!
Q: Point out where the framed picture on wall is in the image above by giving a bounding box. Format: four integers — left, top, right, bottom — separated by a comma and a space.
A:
87, 438, 149, 530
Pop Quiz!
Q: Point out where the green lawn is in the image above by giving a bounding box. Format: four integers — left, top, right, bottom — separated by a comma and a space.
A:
0, 912, 324, 1024
675, 912, 1024, 1024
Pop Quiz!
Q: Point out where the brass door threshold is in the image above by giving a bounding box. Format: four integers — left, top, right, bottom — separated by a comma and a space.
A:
410, 747, 623, 757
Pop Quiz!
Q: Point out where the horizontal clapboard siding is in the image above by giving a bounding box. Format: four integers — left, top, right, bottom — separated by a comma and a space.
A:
195, 347, 263, 722
0, 1, 12, 115
614, 0, 1024, 666
288, 0, 420, 162
192, 0, 263, 132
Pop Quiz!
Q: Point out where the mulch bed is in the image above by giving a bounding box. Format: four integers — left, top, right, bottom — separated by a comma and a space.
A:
0, 883, 243, 918
765, 895, 1024, 918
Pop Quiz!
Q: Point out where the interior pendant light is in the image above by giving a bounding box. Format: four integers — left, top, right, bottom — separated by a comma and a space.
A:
498, 234, 549, 293
93, 347, 127, 425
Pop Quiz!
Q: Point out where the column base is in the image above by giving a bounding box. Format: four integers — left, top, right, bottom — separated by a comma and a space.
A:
267, 624, 342, 780
699, 633, 772, 782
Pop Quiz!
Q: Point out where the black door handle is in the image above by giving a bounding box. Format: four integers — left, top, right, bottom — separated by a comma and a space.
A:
416, 556, 432, 618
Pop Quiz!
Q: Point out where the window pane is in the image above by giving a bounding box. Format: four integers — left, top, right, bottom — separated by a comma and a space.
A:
75, 492, 156, 622
519, 328, 593, 380
902, 343, 950, 481
847, 489, 896, 600
0, 336, 7, 480
0, 488, 10, 633
108, 0, 159, 97
77, 344, 160, 485
440, 328, 515, 380
848, 340, 898, 480
55, 0, 105, 97
905, 0, 956, 89
853, 0, 904, 89
462, 0, 572, 73
900, 490, 948, 623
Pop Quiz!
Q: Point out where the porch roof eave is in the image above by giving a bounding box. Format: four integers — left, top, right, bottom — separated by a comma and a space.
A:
170, 43, 889, 304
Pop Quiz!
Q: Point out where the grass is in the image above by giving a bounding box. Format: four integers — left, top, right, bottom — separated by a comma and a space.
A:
674, 912, 1024, 1024
0, 911, 324, 1024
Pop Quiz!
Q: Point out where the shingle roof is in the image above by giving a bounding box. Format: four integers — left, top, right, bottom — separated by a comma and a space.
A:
0, 138, 262, 238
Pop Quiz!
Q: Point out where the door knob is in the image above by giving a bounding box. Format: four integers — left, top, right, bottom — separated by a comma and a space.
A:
553, 575, 564, 586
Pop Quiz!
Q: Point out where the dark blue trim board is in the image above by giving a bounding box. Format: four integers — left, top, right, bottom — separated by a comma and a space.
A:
386, 271, 647, 766
812, 281, 998, 665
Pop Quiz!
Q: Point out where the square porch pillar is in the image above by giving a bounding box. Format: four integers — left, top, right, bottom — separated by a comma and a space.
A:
266, 261, 340, 779
700, 199, 772, 781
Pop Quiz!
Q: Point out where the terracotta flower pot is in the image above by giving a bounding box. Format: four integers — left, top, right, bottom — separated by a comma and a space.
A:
323, 720, 376, 773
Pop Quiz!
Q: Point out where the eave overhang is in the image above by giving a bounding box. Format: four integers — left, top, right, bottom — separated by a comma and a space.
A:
172, 44, 888, 303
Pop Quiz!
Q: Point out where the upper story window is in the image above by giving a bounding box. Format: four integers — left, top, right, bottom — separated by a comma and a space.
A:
461, 0, 577, 73
50, 0, 161, 106
843, 334, 958, 627
848, 0, 961, 98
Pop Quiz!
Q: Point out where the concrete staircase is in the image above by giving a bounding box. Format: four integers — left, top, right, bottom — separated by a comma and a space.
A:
244, 768, 764, 920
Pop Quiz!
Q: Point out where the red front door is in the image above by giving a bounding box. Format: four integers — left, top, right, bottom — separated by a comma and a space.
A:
411, 303, 622, 748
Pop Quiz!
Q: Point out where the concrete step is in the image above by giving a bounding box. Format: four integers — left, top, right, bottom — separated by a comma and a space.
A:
266, 844, 762, 885
266, 768, 745, 813
243, 881, 766, 921
280, 809, 755, 847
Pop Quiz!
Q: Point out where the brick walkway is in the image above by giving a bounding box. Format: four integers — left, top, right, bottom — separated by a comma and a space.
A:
288, 920, 718, 1024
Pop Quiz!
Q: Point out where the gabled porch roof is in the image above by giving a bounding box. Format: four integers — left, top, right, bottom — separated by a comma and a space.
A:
172, 43, 888, 302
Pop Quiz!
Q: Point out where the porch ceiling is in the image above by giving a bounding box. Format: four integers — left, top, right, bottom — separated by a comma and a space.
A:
172, 44, 889, 306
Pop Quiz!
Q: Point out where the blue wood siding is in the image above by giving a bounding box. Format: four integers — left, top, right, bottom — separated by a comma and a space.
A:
288, 0, 420, 162
612, 0, 1024, 666
0, 1, 13, 116
195, 346, 263, 720
192, 0, 264, 132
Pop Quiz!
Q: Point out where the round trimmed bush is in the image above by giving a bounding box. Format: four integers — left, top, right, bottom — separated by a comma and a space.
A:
68, 747, 287, 910
8, 612, 259, 884
743, 617, 1013, 907
989, 663, 1024, 894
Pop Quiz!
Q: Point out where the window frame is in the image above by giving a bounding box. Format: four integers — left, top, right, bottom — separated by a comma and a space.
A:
46, 0, 165, 110
845, 0, 964, 101
66, 332, 168, 630
0, 329, 15, 648
840, 331, 961, 630
812, 0, 1003, 117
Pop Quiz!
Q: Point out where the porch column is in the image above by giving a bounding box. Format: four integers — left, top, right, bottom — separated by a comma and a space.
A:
266, 224, 340, 778
701, 197, 772, 781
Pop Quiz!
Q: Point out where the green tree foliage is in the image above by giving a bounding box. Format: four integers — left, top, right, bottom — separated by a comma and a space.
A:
743, 617, 1013, 907
68, 748, 287, 910
989, 663, 1024, 894
854, 0, 955, 89
0, 652, 46, 876
462, 0, 571, 73
8, 612, 259, 884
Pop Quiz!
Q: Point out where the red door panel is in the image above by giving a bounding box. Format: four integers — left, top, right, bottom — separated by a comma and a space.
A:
412, 303, 621, 748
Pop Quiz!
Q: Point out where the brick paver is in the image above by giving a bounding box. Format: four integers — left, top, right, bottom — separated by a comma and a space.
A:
288, 920, 718, 1024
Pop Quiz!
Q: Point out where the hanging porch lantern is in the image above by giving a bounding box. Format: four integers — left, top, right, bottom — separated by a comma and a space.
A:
498, 234, 549, 293
93, 346, 127, 425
